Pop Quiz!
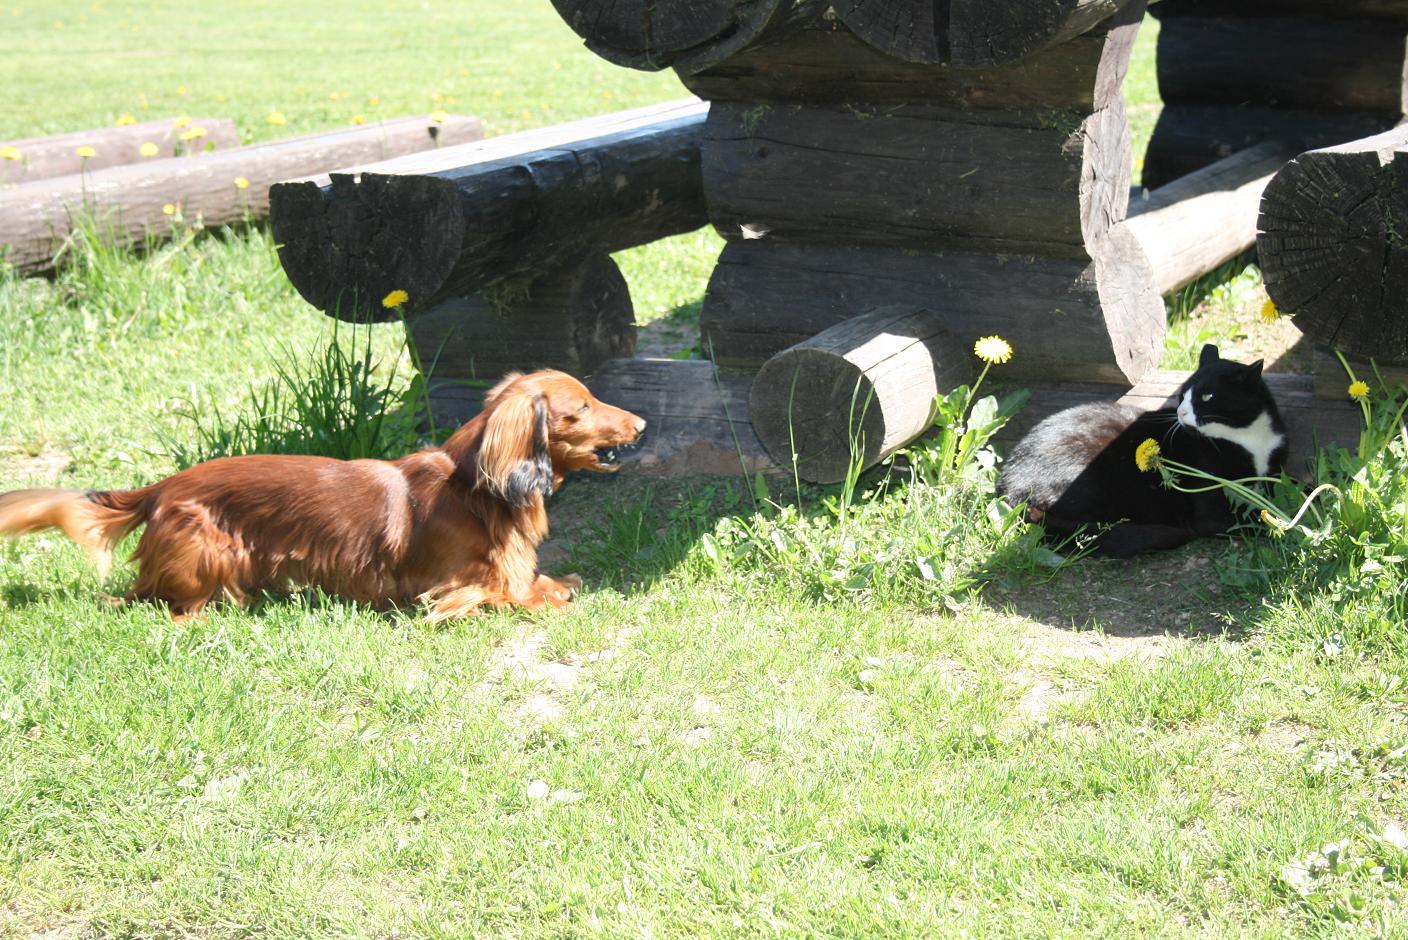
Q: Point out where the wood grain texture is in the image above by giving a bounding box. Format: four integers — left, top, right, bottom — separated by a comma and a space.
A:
1153, 0, 1408, 21
0, 118, 240, 185
1258, 126, 1408, 360
703, 98, 1132, 257
830, 0, 1141, 67
549, 0, 786, 73
700, 233, 1164, 385
1124, 141, 1294, 295
749, 306, 972, 483
270, 100, 707, 322
1155, 16, 1408, 113
1141, 105, 1395, 189
0, 115, 482, 276
409, 254, 636, 381
682, 1, 1139, 111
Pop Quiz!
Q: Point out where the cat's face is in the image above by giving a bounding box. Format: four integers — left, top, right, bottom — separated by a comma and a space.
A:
1175, 344, 1267, 432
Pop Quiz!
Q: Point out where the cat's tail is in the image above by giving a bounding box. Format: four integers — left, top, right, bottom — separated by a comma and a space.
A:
0, 487, 155, 578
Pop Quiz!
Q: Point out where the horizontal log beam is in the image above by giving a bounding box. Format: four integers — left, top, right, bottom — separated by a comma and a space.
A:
1123, 141, 1294, 295
0, 115, 482, 276
1153, 0, 1408, 21
1258, 126, 1408, 360
1141, 105, 1395, 188
269, 100, 708, 322
0, 117, 241, 185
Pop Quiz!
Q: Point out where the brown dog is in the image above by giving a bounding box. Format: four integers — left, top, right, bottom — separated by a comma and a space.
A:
0, 370, 645, 621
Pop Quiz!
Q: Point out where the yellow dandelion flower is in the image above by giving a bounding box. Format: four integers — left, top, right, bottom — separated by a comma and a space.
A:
75, 145, 96, 159
172, 115, 190, 127
267, 111, 287, 126
178, 126, 207, 141
382, 289, 410, 309
973, 335, 1013, 365
115, 113, 136, 126
162, 203, 176, 216
139, 142, 159, 157
1134, 438, 1162, 473
0, 145, 21, 161
429, 109, 450, 123
175, 84, 187, 96
368, 96, 381, 106
1349, 380, 1371, 402
352, 114, 366, 125
432, 92, 444, 102
233, 176, 249, 189
1259, 298, 1280, 324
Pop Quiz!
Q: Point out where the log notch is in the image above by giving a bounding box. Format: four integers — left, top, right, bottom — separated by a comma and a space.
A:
1145, 2, 1408, 187
0, 116, 483, 276
692, 2, 1165, 385
1257, 126, 1408, 363
269, 99, 707, 322
749, 305, 972, 483
409, 253, 636, 383
0, 117, 240, 185
1123, 141, 1294, 296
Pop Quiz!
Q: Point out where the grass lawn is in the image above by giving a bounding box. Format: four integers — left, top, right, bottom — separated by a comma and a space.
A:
4, 4, 1408, 938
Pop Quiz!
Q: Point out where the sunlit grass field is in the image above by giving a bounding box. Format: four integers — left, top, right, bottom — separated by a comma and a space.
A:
3, 4, 1408, 938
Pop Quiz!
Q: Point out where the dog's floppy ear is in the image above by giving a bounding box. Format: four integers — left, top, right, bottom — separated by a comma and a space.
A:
476, 390, 554, 506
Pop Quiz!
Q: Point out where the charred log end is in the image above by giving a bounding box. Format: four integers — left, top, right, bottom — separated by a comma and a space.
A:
552, 0, 787, 74
270, 172, 464, 323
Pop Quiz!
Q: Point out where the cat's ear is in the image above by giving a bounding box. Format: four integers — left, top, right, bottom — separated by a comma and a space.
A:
1243, 359, 1264, 381
1199, 344, 1220, 368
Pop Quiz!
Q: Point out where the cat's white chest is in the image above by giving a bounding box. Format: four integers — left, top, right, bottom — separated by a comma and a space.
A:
1196, 408, 1284, 476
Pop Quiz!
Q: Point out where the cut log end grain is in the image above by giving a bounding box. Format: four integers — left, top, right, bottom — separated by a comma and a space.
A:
748, 305, 972, 483
549, 0, 786, 73
1257, 126, 1408, 360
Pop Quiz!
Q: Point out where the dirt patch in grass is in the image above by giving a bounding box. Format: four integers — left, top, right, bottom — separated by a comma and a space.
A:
0, 446, 73, 485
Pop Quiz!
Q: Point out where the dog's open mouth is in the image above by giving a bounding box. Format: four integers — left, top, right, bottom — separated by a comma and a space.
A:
594, 441, 641, 467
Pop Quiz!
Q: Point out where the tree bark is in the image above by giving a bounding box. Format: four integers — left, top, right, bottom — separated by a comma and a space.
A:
748, 305, 972, 483
1123, 141, 1294, 295
830, 0, 1141, 67
702, 98, 1132, 257
408, 253, 636, 382
549, 0, 786, 73
269, 100, 708, 322
0, 117, 241, 185
701, 231, 1164, 384
0, 115, 482, 276
1257, 126, 1408, 360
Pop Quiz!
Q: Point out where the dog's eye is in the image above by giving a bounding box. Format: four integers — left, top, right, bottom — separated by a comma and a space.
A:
1200, 393, 1214, 403
578, 402, 590, 414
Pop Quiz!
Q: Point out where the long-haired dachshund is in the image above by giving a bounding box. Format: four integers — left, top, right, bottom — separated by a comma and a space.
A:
0, 370, 645, 621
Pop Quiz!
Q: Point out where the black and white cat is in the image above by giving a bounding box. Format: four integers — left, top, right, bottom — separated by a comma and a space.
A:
996, 344, 1288, 558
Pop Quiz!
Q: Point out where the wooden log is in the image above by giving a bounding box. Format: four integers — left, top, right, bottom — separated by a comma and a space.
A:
830, 0, 1141, 67
408, 254, 636, 381
0, 115, 483, 276
702, 98, 1132, 257
548, 0, 786, 73
1141, 105, 1395, 188
1154, 16, 1408, 113
683, 0, 1140, 112
1123, 141, 1294, 296
700, 231, 1165, 385
748, 305, 971, 483
0, 117, 241, 185
1152, 0, 1408, 22
269, 100, 708, 323
1257, 126, 1408, 361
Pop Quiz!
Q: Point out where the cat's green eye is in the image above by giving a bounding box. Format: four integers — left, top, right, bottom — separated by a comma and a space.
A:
1200, 393, 1214, 402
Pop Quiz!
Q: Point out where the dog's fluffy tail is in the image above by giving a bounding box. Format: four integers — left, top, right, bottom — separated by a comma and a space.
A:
0, 487, 152, 578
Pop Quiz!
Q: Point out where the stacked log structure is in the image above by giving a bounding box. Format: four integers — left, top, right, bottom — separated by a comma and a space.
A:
1145, 0, 1408, 187
553, 0, 1166, 387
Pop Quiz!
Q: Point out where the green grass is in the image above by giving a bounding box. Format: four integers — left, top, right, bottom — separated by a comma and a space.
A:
4, 5, 1408, 938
